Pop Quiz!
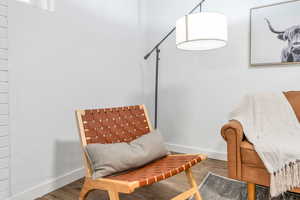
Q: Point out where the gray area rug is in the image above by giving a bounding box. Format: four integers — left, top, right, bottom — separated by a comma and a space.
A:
191, 173, 300, 200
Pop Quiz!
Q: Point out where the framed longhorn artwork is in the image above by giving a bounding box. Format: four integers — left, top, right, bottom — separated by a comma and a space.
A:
250, 0, 300, 66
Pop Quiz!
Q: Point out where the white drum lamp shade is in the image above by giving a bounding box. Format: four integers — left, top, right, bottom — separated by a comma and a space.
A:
176, 12, 228, 50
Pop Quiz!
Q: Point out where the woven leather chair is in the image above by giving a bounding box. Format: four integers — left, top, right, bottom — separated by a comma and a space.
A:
221, 91, 300, 200
76, 105, 207, 200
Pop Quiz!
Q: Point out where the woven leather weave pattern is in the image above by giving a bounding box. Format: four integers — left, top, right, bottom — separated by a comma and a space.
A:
107, 155, 203, 187
81, 105, 150, 144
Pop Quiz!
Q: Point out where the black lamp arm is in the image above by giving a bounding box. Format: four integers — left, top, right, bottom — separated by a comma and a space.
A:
143, 0, 206, 60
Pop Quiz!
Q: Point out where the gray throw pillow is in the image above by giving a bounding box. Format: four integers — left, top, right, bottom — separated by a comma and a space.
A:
85, 129, 169, 179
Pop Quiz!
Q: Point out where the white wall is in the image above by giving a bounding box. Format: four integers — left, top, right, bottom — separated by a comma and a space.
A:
9, 0, 143, 198
142, 0, 300, 160
7, 0, 300, 198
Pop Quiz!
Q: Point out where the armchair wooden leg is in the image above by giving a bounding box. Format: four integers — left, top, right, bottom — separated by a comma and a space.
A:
247, 183, 256, 200
185, 169, 202, 200
79, 179, 93, 200
108, 190, 120, 200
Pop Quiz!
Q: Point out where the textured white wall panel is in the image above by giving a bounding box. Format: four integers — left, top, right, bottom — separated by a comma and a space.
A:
0, 82, 8, 93
0, 2, 7, 198
0, 0, 7, 6
0, 116, 8, 126
0, 6, 7, 17
0, 126, 8, 136
0, 71, 7, 82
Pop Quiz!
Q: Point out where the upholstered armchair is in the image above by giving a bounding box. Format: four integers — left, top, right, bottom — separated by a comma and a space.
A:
221, 91, 300, 200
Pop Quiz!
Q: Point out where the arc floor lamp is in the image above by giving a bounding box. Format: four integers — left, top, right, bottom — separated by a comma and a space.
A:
144, 0, 228, 128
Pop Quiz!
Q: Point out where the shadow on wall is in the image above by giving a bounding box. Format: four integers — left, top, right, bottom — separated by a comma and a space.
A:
53, 140, 83, 179
158, 84, 226, 152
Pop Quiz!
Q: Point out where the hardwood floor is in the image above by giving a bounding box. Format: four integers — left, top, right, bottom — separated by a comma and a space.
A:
37, 159, 227, 200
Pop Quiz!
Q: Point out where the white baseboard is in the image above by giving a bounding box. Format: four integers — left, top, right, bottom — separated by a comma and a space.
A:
9, 167, 85, 200
166, 143, 227, 161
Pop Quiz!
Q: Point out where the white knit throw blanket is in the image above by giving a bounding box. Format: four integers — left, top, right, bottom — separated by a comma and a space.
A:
230, 92, 300, 197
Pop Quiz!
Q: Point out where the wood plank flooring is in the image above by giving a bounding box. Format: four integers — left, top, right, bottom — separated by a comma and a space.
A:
37, 159, 227, 200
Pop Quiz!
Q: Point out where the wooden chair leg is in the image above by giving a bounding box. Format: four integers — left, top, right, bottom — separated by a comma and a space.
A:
185, 169, 202, 200
247, 183, 256, 200
108, 190, 120, 200
79, 179, 93, 200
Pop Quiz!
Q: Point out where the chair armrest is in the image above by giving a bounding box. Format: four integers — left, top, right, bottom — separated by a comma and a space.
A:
221, 120, 244, 180
221, 120, 244, 141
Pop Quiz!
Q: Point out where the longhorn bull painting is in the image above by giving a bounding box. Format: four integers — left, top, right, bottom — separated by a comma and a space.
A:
250, 0, 300, 65
266, 18, 300, 62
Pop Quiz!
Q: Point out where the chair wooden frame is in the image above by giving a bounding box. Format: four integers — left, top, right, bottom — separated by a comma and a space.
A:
76, 105, 207, 200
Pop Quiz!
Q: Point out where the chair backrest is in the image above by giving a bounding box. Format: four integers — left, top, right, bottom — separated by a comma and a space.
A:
75, 105, 153, 176
284, 91, 300, 123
